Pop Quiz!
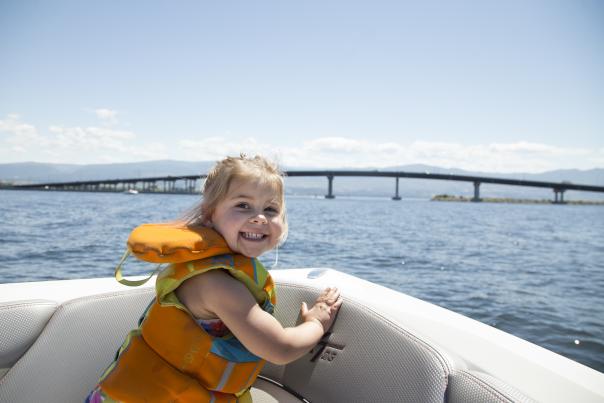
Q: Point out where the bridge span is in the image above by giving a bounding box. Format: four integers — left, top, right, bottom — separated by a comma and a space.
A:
7, 170, 604, 203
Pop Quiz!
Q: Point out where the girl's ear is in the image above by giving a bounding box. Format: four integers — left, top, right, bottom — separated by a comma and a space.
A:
202, 214, 213, 228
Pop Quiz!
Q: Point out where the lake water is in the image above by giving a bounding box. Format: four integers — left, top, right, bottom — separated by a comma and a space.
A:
1, 189, 603, 373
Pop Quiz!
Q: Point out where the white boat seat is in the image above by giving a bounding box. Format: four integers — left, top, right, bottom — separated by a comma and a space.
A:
0, 280, 536, 402
0, 289, 154, 402
0, 288, 303, 403
0, 300, 57, 379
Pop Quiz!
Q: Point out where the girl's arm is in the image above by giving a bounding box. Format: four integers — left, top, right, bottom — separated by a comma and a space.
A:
176, 270, 343, 365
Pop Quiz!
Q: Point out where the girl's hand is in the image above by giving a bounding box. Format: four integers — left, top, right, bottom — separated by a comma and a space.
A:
300, 287, 343, 332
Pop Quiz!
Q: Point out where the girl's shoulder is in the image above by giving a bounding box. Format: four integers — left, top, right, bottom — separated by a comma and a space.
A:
177, 268, 236, 293
176, 268, 254, 320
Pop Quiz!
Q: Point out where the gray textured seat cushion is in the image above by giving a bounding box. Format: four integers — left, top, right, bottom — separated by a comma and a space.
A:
0, 289, 154, 403
0, 300, 57, 378
0, 289, 303, 403
261, 283, 452, 403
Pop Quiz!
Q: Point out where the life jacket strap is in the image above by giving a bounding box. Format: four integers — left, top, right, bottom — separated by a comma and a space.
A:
114, 249, 163, 287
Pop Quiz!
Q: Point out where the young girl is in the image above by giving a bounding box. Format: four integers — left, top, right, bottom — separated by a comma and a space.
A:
87, 155, 343, 402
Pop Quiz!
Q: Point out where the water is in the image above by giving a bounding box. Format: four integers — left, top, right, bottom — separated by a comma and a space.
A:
1, 189, 603, 372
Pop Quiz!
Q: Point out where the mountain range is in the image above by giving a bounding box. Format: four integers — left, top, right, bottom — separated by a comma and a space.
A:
1, 160, 603, 200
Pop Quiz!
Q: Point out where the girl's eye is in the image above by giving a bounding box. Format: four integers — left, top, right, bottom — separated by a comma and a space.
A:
236, 203, 250, 209
265, 206, 279, 214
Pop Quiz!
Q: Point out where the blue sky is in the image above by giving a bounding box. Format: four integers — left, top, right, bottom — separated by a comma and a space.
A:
1, 0, 603, 172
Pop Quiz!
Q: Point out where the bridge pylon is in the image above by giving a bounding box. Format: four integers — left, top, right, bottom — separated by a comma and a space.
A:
325, 175, 335, 199
392, 177, 402, 200
553, 188, 566, 204
472, 181, 482, 202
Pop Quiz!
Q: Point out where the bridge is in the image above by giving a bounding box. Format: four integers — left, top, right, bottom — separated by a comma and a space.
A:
6, 170, 604, 203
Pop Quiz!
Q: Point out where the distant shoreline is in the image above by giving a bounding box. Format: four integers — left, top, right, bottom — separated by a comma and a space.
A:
431, 194, 604, 205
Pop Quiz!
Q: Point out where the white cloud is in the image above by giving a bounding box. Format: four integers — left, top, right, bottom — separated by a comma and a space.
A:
0, 114, 37, 137
177, 137, 270, 161
178, 136, 602, 173
0, 114, 167, 164
2, 113, 602, 171
45, 125, 169, 161
304, 137, 367, 153
49, 125, 135, 151
0, 114, 49, 154
94, 108, 118, 125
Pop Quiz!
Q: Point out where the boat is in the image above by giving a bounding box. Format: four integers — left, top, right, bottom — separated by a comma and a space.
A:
123, 189, 139, 194
1, 268, 603, 402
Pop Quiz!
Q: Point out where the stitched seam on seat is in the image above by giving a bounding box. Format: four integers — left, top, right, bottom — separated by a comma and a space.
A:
59, 288, 154, 309
0, 302, 58, 383
453, 370, 515, 402
0, 302, 57, 312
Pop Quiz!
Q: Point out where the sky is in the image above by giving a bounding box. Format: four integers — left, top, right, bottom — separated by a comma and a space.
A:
1, 0, 603, 173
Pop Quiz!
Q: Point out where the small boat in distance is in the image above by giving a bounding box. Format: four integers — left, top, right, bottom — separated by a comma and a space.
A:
123, 189, 139, 194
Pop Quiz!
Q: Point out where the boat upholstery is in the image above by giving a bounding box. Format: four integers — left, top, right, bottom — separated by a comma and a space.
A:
261, 283, 453, 402
447, 370, 537, 403
0, 277, 536, 403
0, 289, 154, 402
0, 300, 57, 379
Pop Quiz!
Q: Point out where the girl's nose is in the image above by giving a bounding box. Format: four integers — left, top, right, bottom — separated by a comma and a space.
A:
249, 214, 268, 225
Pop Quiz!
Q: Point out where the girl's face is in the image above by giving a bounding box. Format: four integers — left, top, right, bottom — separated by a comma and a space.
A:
209, 178, 284, 258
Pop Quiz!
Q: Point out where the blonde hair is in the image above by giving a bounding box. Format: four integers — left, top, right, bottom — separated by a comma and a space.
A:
184, 154, 288, 243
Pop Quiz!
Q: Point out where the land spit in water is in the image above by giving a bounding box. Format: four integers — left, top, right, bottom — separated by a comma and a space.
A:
431, 194, 604, 205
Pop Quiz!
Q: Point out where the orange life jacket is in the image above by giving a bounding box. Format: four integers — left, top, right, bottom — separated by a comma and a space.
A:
97, 224, 277, 403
